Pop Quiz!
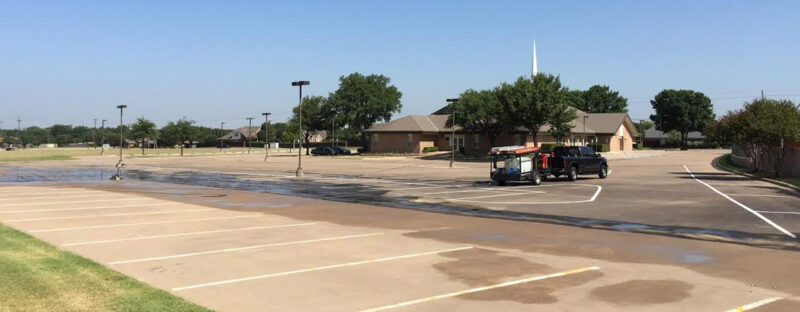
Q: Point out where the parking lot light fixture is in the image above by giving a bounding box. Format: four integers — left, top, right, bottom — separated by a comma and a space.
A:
111, 104, 127, 181
262, 112, 271, 162
446, 98, 459, 168
292, 80, 310, 177
246, 117, 254, 154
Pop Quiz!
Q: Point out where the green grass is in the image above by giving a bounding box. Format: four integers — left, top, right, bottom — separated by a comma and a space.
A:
718, 154, 800, 188
0, 223, 211, 312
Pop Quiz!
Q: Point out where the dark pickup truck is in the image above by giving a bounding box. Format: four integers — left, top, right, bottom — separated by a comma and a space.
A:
548, 146, 608, 181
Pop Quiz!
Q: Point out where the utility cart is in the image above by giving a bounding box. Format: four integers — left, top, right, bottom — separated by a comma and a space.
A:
490, 146, 551, 186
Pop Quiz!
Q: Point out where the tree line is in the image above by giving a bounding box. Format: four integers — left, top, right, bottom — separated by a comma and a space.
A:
449, 73, 630, 148
706, 98, 800, 177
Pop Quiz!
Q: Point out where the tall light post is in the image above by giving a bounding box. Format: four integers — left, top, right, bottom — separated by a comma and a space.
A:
262, 112, 271, 162
446, 98, 459, 168
292, 80, 310, 177
100, 119, 106, 155
219, 121, 226, 153
583, 115, 589, 146
93, 119, 97, 150
246, 117, 254, 154
111, 105, 127, 180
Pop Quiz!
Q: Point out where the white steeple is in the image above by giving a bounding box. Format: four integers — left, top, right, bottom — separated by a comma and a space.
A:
532, 39, 538, 77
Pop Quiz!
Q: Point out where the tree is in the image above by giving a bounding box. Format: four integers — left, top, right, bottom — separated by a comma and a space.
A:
330, 73, 402, 150
649, 89, 714, 150
447, 88, 513, 149
129, 117, 159, 155
736, 99, 800, 176
498, 73, 570, 146
160, 118, 197, 156
633, 120, 654, 145
574, 85, 628, 113
548, 102, 577, 143
290, 96, 328, 155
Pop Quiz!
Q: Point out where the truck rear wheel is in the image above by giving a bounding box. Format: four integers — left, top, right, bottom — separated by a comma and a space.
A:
531, 172, 542, 185
568, 166, 578, 181
599, 165, 608, 179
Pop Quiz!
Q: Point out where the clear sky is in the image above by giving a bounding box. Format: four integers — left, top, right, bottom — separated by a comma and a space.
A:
2, 0, 799, 129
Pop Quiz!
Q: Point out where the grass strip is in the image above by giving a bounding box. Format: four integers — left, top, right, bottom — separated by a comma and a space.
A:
0, 222, 212, 312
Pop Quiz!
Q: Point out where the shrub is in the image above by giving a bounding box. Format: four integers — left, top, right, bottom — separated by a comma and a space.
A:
422, 146, 439, 153
589, 143, 609, 152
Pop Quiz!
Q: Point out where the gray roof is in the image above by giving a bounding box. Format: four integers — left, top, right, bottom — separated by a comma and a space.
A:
364, 115, 462, 133
366, 110, 637, 136
219, 126, 260, 140
644, 127, 705, 139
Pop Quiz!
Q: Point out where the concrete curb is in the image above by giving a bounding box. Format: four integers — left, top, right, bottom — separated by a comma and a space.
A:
712, 154, 800, 194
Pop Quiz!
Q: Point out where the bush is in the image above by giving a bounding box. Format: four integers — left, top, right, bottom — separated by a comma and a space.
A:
422, 146, 439, 153
590, 143, 609, 152
539, 143, 564, 152
636, 143, 644, 150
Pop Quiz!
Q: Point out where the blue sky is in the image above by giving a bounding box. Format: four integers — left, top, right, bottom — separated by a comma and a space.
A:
1, 0, 799, 128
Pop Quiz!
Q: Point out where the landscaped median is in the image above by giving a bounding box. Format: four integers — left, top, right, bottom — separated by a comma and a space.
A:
716, 154, 800, 189
0, 222, 210, 311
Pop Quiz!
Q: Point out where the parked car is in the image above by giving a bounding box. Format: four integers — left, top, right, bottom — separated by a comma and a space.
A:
5, 147, 15, 151
332, 146, 351, 155
548, 146, 608, 181
311, 146, 336, 155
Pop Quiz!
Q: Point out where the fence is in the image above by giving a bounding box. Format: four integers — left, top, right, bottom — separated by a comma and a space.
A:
731, 144, 800, 177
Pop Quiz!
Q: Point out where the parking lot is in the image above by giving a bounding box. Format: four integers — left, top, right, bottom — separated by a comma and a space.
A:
2, 181, 800, 311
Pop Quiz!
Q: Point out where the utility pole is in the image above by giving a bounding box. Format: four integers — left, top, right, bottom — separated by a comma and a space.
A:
446, 98, 459, 168
111, 105, 127, 180
93, 119, 98, 150
262, 112, 271, 162
100, 119, 107, 155
17, 117, 21, 147
246, 117, 254, 154
292, 80, 310, 177
219, 121, 226, 153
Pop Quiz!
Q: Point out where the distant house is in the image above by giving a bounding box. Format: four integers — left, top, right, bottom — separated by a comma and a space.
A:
642, 128, 705, 148
219, 126, 261, 147
364, 107, 638, 154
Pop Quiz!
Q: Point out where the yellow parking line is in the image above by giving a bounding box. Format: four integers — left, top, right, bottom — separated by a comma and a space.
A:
360, 266, 600, 311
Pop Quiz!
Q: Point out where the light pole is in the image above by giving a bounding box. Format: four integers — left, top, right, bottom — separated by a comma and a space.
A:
262, 112, 271, 162
219, 121, 226, 153
292, 80, 310, 177
446, 98, 459, 168
246, 117, 254, 154
583, 115, 589, 146
93, 119, 97, 150
100, 119, 106, 155
111, 105, 126, 180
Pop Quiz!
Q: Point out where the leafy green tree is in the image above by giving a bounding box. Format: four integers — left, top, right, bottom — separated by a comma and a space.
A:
290, 96, 328, 155
649, 89, 714, 150
548, 102, 577, 143
447, 88, 513, 149
498, 73, 570, 146
633, 120, 654, 145
737, 99, 800, 176
329, 73, 402, 150
160, 118, 197, 156
21, 127, 47, 146
575, 85, 628, 113
129, 117, 159, 155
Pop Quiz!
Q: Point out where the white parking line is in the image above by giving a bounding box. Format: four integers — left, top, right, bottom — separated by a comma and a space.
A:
451, 184, 602, 205
3, 208, 216, 222
683, 165, 796, 238
723, 297, 783, 312
0, 198, 142, 208
360, 266, 601, 311
110, 232, 384, 265
0, 202, 183, 214
0, 194, 115, 201
172, 246, 473, 291
29, 215, 261, 233
452, 190, 546, 200
62, 223, 317, 246
756, 211, 800, 215
727, 194, 796, 198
